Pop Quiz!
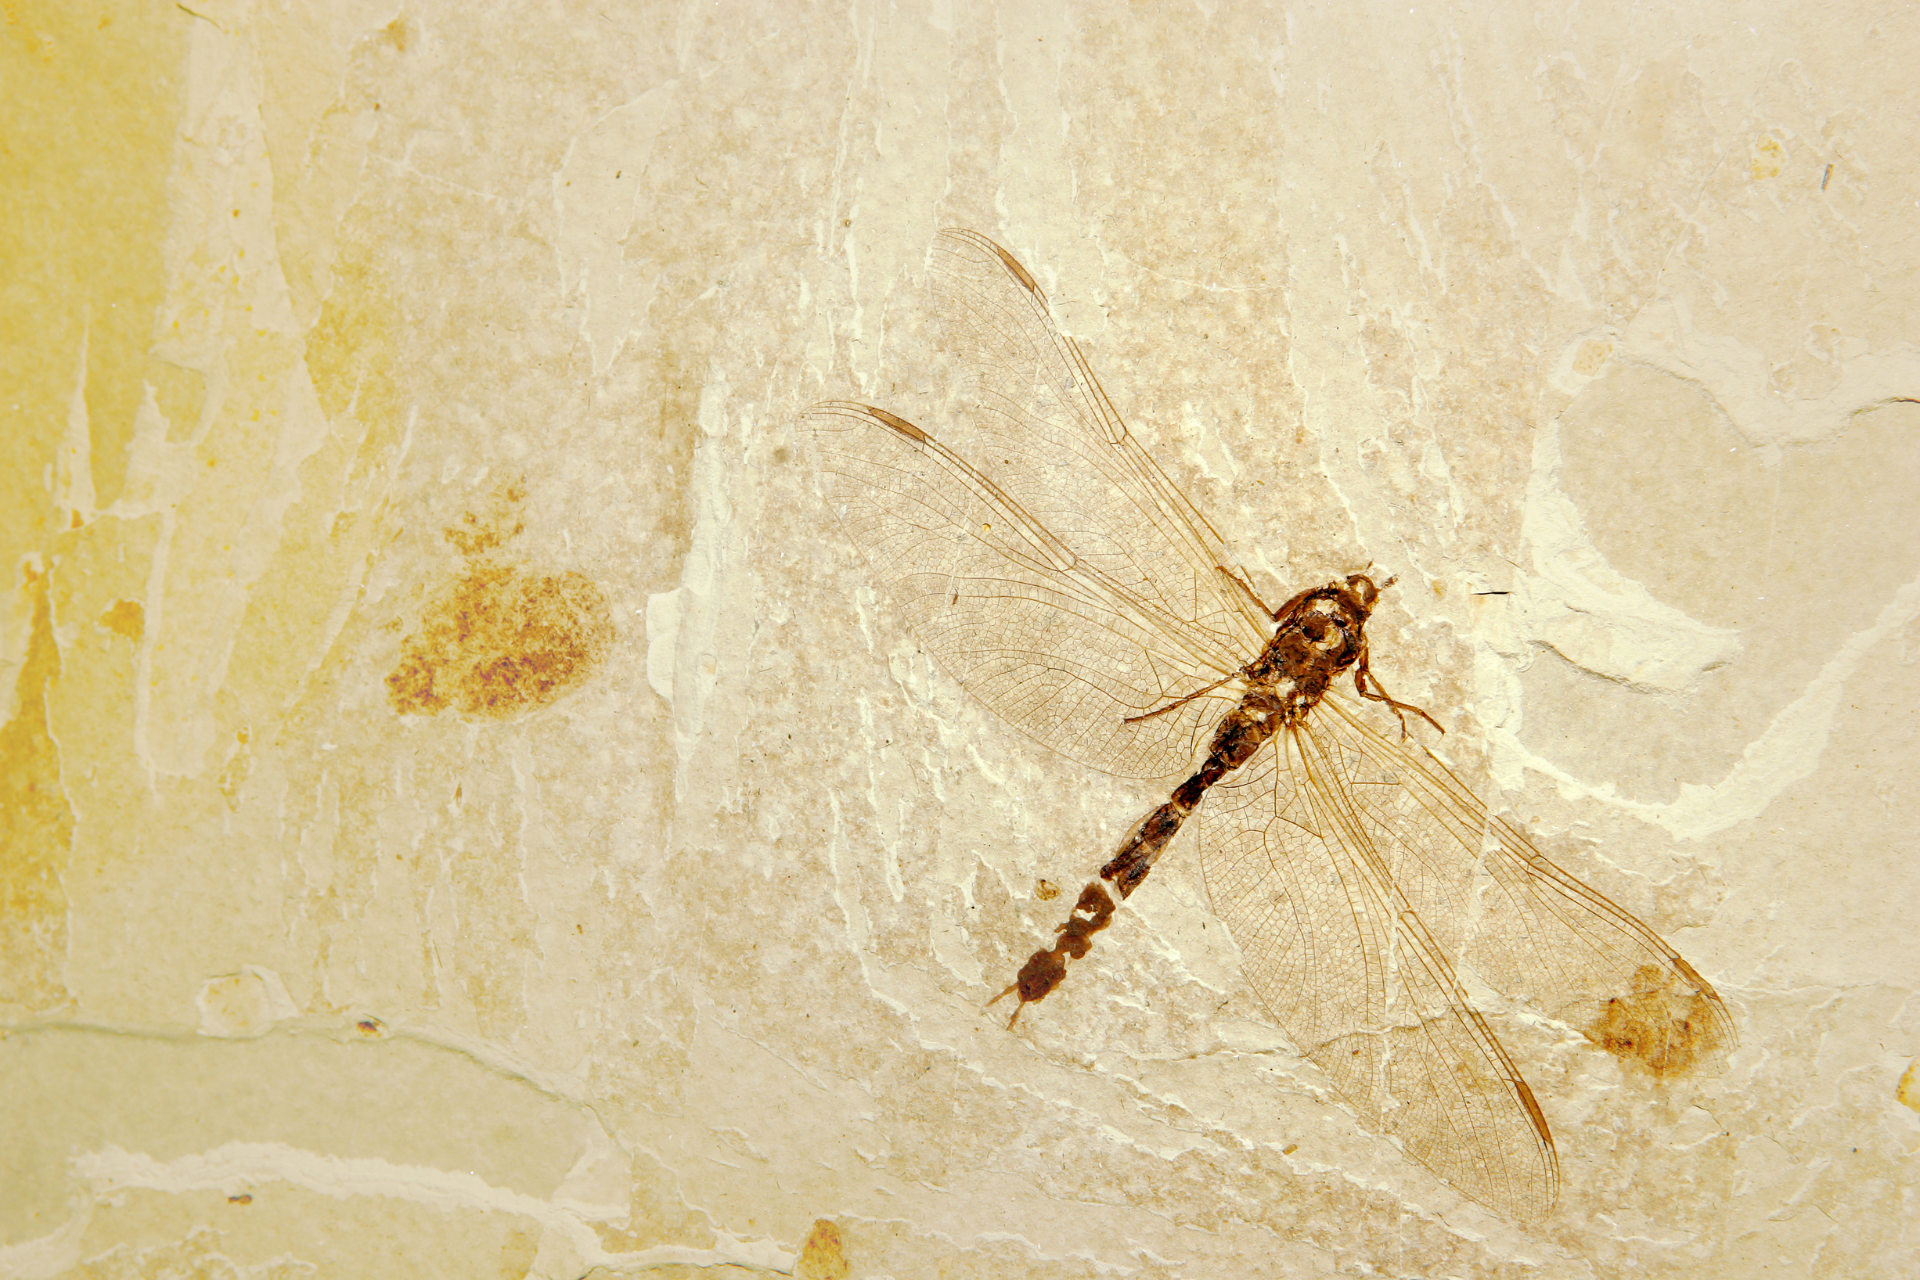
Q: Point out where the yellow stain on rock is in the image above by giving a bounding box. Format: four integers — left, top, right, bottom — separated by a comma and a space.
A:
305, 231, 401, 456
1571, 339, 1614, 377
100, 598, 146, 644
221, 306, 405, 732
0, 567, 76, 1014
795, 1219, 851, 1280
0, 1, 192, 521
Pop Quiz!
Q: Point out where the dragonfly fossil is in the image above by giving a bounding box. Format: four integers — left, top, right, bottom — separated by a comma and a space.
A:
802, 229, 1734, 1221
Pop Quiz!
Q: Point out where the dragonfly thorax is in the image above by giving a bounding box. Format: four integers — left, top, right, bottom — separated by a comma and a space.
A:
1241, 574, 1381, 722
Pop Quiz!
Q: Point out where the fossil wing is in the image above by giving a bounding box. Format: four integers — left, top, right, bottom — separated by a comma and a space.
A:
924, 228, 1269, 668
802, 230, 1274, 778
803, 400, 1245, 780
1315, 695, 1737, 1079
1198, 714, 1561, 1221
1199, 691, 1737, 1219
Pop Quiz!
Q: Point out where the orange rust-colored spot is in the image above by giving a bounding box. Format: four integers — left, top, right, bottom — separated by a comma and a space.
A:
227, 1193, 252, 1204
1585, 963, 1724, 1077
442, 481, 530, 557
1034, 879, 1061, 901
100, 598, 145, 642
386, 566, 613, 720
1897, 1060, 1920, 1113
444, 509, 525, 557
794, 1219, 850, 1280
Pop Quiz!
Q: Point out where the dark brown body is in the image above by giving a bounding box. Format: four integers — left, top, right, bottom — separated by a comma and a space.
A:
998, 573, 1429, 1019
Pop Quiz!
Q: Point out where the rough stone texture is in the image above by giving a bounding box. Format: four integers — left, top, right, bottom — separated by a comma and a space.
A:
3, 3, 1916, 1277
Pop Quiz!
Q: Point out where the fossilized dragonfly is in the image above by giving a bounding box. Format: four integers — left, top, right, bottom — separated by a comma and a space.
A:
802, 229, 1734, 1220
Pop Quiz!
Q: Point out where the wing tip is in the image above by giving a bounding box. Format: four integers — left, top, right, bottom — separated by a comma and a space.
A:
865, 404, 931, 443
938, 227, 1044, 300
803, 400, 932, 445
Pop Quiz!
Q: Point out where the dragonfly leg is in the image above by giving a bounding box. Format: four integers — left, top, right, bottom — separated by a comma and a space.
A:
1218, 563, 1277, 616
1354, 655, 1444, 738
1122, 673, 1237, 725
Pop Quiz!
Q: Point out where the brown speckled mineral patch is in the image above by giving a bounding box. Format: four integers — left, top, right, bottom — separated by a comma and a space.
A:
386, 565, 613, 719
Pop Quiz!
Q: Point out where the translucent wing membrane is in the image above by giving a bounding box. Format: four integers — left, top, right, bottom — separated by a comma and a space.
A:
1198, 693, 1736, 1219
1198, 720, 1559, 1220
928, 230, 1270, 667
803, 229, 1268, 779
804, 401, 1244, 779
1316, 696, 1737, 1078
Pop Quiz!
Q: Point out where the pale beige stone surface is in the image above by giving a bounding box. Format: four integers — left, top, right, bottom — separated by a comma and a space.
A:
3, 2, 1917, 1277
